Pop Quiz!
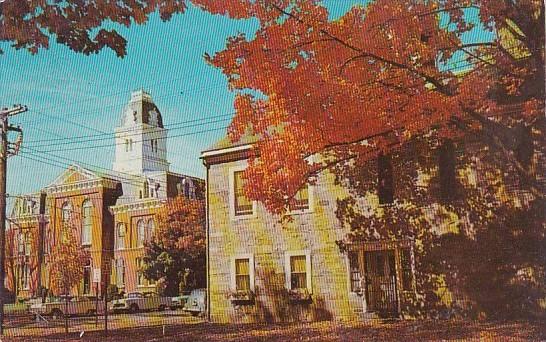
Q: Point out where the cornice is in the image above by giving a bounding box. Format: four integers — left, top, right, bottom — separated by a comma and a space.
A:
110, 198, 165, 214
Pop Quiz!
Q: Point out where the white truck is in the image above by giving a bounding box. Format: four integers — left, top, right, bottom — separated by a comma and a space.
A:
110, 292, 171, 313
30, 296, 105, 319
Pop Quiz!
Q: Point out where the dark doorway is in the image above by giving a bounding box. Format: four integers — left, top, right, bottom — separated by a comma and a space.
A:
364, 250, 398, 316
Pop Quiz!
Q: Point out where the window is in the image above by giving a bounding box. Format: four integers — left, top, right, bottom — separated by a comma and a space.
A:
235, 259, 250, 291
400, 248, 414, 291
24, 233, 31, 256
182, 178, 195, 199
231, 254, 254, 292
129, 139, 133, 151
290, 256, 307, 289
348, 250, 362, 293
137, 220, 145, 248
61, 202, 72, 225
81, 200, 92, 246
125, 139, 129, 152
515, 124, 533, 167
136, 258, 145, 286
147, 219, 155, 242
143, 180, 149, 199
83, 259, 91, 295
116, 259, 125, 287
21, 263, 30, 290
17, 233, 25, 256
116, 223, 126, 250
377, 154, 394, 204
285, 251, 311, 291
290, 184, 310, 211
233, 170, 253, 216
438, 140, 457, 201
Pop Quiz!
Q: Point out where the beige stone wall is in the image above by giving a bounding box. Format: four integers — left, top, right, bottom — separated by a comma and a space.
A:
208, 159, 365, 323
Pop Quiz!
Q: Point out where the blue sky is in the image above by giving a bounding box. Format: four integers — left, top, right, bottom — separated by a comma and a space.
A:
0, 0, 490, 201
0, 0, 367, 199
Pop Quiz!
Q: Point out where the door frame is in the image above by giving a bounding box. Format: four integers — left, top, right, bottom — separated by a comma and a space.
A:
346, 239, 414, 318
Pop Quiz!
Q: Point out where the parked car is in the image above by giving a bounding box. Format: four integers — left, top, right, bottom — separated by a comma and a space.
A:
110, 292, 171, 313
183, 288, 206, 317
30, 296, 104, 319
170, 293, 190, 310
4, 302, 30, 316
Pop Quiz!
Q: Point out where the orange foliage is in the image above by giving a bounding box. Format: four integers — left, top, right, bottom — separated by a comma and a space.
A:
197, 0, 544, 212
49, 228, 90, 296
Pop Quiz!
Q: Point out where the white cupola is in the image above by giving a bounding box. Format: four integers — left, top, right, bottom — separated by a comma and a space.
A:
112, 90, 169, 175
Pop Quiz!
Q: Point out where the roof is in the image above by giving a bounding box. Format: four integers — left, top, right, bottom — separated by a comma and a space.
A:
119, 90, 164, 128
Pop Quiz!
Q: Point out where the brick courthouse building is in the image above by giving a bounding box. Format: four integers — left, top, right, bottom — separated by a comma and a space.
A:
7, 90, 203, 299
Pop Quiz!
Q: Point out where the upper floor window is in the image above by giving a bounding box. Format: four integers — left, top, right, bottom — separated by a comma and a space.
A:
116, 223, 126, 250
143, 180, 150, 199
147, 219, 155, 242
61, 202, 72, 225
233, 171, 253, 216
24, 233, 31, 257
17, 233, 25, 256
377, 154, 394, 205
137, 219, 145, 248
289, 184, 310, 211
182, 178, 195, 199
438, 140, 458, 201
81, 200, 92, 246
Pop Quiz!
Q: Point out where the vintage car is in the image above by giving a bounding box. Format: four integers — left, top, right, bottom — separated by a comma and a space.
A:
182, 288, 206, 317
170, 293, 190, 310
30, 296, 104, 319
110, 292, 171, 313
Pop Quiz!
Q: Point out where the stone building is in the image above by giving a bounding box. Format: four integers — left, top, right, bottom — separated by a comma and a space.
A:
7, 90, 204, 299
201, 131, 543, 323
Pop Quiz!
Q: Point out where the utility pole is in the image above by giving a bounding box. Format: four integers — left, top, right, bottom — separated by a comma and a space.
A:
0, 105, 27, 335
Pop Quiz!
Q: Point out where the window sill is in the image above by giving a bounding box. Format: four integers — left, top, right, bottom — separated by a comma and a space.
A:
287, 289, 312, 303
288, 208, 313, 216
228, 291, 255, 305
230, 212, 257, 221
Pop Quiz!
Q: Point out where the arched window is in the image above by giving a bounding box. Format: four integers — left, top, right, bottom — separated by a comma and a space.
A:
61, 202, 72, 225
116, 223, 126, 250
137, 220, 145, 248
81, 200, 92, 246
147, 219, 155, 242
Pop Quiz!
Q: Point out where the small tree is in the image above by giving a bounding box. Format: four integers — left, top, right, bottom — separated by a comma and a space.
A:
49, 227, 89, 297
143, 197, 206, 296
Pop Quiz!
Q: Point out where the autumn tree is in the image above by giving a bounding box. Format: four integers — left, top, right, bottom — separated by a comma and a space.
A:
193, 0, 544, 318
0, 0, 188, 57
143, 196, 206, 296
48, 228, 89, 297
194, 0, 544, 211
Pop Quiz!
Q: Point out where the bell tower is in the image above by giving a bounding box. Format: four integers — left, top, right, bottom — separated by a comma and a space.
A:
112, 90, 169, 174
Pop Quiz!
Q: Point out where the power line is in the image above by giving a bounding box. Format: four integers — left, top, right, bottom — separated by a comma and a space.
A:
24, 114, 233, 148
